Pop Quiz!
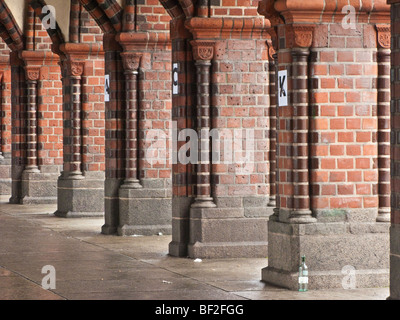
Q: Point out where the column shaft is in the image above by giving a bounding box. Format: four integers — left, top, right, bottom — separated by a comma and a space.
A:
25, 79, 39, 173
192, 59, 215, 208
68, 75, 83, 178
288, 49, 315, 223
123, 70, 141, 188
120, 53, 142, 189
377, 48, 391, 222
268, 54, 277, 207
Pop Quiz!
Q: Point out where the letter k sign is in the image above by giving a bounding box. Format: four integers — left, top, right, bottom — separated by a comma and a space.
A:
278, 70, 288, 107
279, 75, 286, 97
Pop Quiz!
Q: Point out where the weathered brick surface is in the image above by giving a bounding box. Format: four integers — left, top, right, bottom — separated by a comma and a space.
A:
26, 17, 63, 171
176, 16, 271, 206
268, 8, 390, 218
137, 0, 171, 31
309, 24, 380, 212
210, 0, 260, 17
168, 11, 272, 257
36, 57, 63, 168
59, 46, 105, 175
79, 0, 174, 233
211, 38, 270, 199
97, 1, 172, 189
3, 1, 107, 203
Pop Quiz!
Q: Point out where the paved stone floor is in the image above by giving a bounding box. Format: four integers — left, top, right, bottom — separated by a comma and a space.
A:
0, 196, 389, 300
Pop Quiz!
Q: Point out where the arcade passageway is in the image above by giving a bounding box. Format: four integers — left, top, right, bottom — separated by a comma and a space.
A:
0, 0, 399, 300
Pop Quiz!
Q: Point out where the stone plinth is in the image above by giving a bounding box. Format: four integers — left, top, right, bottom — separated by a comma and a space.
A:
262, 214, 389, 290
54, 172, 104, 217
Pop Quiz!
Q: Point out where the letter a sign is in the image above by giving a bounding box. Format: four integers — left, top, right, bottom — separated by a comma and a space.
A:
278, 70, 288, 107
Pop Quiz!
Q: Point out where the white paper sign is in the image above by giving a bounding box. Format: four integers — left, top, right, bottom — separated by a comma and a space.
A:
105, 74, 110, 102
278, 70, 288, 107
172, 63, 179, 95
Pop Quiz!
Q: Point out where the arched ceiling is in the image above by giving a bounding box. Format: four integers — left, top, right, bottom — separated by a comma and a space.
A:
3, 0, 26, 32
2, 0, 125, 45
45, 0, 71, 41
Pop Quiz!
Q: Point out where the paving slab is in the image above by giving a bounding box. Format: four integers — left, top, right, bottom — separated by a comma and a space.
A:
0, 196, 390, 300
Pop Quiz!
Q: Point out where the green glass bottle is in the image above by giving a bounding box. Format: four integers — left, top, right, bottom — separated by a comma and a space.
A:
298, 255, 308, 292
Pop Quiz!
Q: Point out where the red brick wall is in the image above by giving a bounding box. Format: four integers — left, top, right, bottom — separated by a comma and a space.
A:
79, 7, 103, 43
115, 2, 172, 184
308, 23, 379, 212
81, 53, 106, 173
210, 0, 260, 17
137, 0, 171, 31
27, 16, 63, 170
212, 37, 270, 200
60, 48, 105, 175
140, 43, 172, 181
174, 13, 271, 206
37, 60, 63, 168
272, 13, 388, 217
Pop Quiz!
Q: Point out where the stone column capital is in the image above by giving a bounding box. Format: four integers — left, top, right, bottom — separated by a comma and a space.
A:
121, 52, 142, 72
376, 24, 391, 49
25, 66, 41, 81
287, 24, 315, 49
68, 61, 85, 77
190, 40, 215, 61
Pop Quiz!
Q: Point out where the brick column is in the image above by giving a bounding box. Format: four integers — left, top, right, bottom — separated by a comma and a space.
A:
55, 43, 105, 217
66, 61, 85, 179
17, 51, 61, 204
376, 25, 391, 222
9, 52, 25, 204
268, 25, 316, 225
114, 32, 172, 236
0, 72, 3, 162
288, 37, 316, 224
0, 56, 12, 195
389, 0, 400, 301
183, 17, 271, 259
0, 71, 3, 162
120, 52, 142, 189
260, 0, 390, 290
168, 17, 195, 257
101, 34, 124, 235
191, 41, 216, 209
24, 67, 40, 174
267, 40, 277, 208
